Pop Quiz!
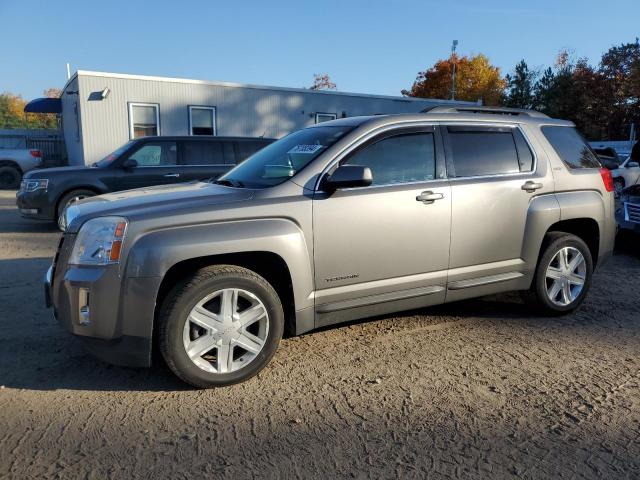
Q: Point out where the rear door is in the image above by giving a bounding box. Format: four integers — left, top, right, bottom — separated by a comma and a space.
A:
178, 140, 234, 181
116, 140, 180, 190
441, 124, 553, 293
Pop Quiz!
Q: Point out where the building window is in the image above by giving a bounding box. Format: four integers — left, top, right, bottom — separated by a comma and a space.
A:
189, 106, 216, 136
129, 103, 160, 139
315, 112, 337, 124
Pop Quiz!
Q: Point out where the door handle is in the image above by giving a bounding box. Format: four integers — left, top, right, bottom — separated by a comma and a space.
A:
416, 191, 444, 203
164, 173, 180, 178
521, 181, 543, 192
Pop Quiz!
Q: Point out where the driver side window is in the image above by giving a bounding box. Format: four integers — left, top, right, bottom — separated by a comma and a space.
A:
343, 132, 436, 186
128, 141, 177, 166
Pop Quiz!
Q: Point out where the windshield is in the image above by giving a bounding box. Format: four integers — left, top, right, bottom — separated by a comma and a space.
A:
93, 141, 136, 167
217, 125, 354, 188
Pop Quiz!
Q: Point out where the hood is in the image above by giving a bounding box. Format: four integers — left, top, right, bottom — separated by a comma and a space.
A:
61, 181, 253, 232
24, 165, 98, 179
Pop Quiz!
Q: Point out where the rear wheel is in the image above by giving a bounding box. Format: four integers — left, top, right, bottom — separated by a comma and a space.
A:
0, 165, 21, 189
527, 233, 593, 315
158, 265, 284, 388
57, 189, 95, 219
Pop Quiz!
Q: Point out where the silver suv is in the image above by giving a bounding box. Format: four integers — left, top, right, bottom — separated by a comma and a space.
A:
46, 106, 616, 387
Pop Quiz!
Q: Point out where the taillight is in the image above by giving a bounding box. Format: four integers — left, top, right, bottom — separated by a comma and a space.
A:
600, 168, 614, 192
29, 149, 42, 158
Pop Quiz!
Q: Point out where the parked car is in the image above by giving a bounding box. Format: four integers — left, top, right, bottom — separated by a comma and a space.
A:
0, 148, 43, 189
610, 156, 640, 194
46, 106, 616, 388
617, 184, 640, 233
593, 147, 623, 171
16, 136, 274, 221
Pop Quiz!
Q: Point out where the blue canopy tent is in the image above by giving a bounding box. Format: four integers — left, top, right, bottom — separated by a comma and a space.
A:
24, 97, 62, 114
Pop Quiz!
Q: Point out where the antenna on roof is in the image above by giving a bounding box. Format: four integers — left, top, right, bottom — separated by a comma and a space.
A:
66, 63, 71, 80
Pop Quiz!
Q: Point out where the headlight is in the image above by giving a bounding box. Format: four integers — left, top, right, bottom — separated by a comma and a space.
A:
21, 178, 48, 192
69, 217, 128, 265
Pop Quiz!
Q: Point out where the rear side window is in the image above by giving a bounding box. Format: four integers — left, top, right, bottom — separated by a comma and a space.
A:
447, 127, 527, 177
181, 141, 229, 165
541, 126, 601, 169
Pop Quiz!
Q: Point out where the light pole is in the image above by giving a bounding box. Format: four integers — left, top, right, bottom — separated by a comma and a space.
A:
451, 40, 458, 100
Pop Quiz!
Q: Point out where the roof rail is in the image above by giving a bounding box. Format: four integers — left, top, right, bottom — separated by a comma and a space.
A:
421, 105, 549, 118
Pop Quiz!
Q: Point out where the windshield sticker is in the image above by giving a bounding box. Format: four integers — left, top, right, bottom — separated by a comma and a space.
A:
287, 144, 324, 155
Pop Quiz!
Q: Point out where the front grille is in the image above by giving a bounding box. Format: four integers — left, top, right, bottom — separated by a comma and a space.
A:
625, 202, 640, 224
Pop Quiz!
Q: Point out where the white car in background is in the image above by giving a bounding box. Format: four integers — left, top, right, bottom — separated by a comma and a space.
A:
611, 156, 640, 194
0, 148, 43, 189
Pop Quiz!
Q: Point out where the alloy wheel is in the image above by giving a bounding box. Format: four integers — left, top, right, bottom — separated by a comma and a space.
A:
182, 288, 269, 374
544, 246, 587, 307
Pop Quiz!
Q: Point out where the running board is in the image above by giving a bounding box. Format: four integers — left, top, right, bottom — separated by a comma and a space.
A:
316, 285, 445, 314
447, 272, 524, 290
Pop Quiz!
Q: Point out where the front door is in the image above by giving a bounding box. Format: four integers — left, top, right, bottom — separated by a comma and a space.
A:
117, 140, 180, 190
312, 126, 451, 326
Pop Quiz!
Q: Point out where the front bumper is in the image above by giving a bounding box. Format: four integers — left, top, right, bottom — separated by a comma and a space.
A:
16, 188, 56, 221
45, 234, 162, 367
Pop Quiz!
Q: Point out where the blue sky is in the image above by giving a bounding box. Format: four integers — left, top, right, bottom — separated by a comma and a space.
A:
1, 0, 638, 100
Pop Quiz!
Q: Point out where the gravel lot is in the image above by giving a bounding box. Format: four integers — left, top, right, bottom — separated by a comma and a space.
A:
0, 189, 639, 479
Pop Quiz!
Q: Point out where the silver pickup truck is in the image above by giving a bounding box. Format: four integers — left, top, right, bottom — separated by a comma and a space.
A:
0, 148, 43, 188
47, 106, 616, 388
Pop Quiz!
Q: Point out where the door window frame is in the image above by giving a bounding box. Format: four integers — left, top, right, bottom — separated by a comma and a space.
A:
128, 102, 160, 140
188, 106, 217, 136
440, 123, 538, 180
315, 123, 446, 192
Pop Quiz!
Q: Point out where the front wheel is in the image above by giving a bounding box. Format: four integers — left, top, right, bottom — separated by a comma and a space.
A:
57, 189, 95, 220
527, 233, 593, 315
158, 265, 284, 388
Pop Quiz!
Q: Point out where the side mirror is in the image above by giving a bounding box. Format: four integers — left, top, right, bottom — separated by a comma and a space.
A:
628, 161, 639, 168
324, 165, 373, 191
122, 158, 138, 171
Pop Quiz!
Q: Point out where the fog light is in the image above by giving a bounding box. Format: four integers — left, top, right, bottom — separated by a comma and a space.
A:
78, 288, 91, 326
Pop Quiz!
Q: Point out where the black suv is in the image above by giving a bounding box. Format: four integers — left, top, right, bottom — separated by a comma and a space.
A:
16, 136, 274, 221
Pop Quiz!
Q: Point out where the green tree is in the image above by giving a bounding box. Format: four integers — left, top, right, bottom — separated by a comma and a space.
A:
599, 39, 640, 140
503, 60, 536, 109
0, 90, 59, 130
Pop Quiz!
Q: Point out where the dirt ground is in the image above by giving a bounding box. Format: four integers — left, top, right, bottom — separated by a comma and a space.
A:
0, 189, 638, 479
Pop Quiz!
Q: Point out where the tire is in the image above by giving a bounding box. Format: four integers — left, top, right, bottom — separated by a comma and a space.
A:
526, 233, 593, 315
613, 177, 625, 197
57, 189, 95, 219
158, 265, 284, 388
0, 165, 21, 189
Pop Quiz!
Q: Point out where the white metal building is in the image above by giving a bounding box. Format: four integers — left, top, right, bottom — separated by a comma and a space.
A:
53, 70, 472, 166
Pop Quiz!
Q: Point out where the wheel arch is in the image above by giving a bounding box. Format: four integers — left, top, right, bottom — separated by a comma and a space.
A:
0, 159, 23, 173
125, 218, 315, 350
521, 191, 605, 281
154, 251, 296, 336
55, 185, 105, 217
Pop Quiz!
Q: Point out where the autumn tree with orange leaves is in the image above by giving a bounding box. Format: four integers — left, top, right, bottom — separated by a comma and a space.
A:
402, 54, 506, 106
